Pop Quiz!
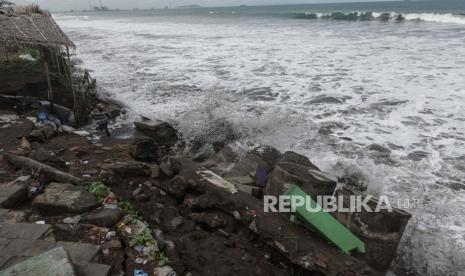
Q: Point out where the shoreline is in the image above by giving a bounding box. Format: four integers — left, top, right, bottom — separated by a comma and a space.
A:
0, 98, 409, 275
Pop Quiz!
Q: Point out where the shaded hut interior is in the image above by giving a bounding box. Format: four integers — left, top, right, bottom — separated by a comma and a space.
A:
0, 5, 95, 124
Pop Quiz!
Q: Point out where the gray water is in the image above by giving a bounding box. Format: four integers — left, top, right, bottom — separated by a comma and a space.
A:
55, 1, 465, 274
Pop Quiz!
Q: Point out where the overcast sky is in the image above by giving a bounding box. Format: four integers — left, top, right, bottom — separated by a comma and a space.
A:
11, 0, 398, 12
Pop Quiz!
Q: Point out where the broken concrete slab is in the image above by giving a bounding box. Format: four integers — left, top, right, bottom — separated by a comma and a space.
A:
0, 222, 53, 240
32, 183, 99, 214
81, 207, 124, 227
134, 118, 179, 146
0, 247, 76, 276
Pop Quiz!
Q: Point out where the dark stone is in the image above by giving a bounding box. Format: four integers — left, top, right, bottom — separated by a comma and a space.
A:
32, 183, 99, 214
129, 138, 168, 162
0, 179, 29, 208
134, 119, 179, 146
81, 208, 124, 227
166, 216, 184, 231
265, 162, 337, 197
225, 154, 271, 178
250, 145, 282, 166
159, 158, 174, 177
101, 162, 150, 178
279, 151, 319, 170
28, 125, 56, 143
29, 150, 68, 171
100, 240, 122, 250
166, 175, 189, 198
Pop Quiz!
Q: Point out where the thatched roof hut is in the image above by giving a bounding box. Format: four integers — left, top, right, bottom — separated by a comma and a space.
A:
0, 6, 74, 47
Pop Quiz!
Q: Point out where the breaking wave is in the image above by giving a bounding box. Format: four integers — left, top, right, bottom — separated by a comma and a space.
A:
293, 11, 465, 25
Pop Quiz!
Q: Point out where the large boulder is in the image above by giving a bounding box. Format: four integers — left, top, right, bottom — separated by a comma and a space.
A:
32, 183, 99, 214
250, 145, 282, 167
129, 138, 168, 162
265, 152, 336, 197
134, 118, 179, 146
81, 207, 124, 227
0, 247, 76, 276
0, 176, 30, 208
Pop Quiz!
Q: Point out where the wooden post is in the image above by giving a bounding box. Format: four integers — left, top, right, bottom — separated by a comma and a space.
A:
44, 60, 54, 109
66, 46, 78, 116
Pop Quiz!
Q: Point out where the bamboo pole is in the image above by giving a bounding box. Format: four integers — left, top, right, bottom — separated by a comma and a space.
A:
42, 48, 54, 111
66, 46, 77, 114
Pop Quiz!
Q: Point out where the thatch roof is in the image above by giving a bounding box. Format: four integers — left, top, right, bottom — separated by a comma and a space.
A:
0, 6, 74, 48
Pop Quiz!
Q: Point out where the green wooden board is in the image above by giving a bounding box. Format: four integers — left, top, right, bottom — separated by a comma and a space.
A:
285, 184, 365, 254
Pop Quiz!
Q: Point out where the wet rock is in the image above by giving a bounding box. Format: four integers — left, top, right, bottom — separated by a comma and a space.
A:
203, 142, 247, 172
150, 164, 161, 178
81, 208, 124, 227
225, 154, 270, 178
0, 247, 76, 276
134, 118, 179, 146
32, 183, 99, 214
407, 151, 429, 161
0, 177, 29, 208
250, 145, 282, 167
164, 175, 189, 198
265, 162, 337, 197
159, 158, 174, 177
101, 161, 150, 178
279, 151, 319, 170
192, 211, 231, 230
130, 138, 168, 162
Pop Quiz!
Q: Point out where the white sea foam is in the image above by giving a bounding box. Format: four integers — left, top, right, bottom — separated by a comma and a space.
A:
54, 13, 465, 275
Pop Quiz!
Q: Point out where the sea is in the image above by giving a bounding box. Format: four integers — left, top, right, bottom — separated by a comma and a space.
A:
53, 1, 465, 275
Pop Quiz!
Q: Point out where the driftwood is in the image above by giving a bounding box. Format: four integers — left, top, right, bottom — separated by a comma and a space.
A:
167, 157, 381, 276
4, 153, 83, 185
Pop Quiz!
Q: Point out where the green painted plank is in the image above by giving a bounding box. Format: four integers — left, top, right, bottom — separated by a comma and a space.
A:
285, 185, 365, 254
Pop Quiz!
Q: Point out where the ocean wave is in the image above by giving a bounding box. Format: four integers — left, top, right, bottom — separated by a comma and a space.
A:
293, 11, 465, 25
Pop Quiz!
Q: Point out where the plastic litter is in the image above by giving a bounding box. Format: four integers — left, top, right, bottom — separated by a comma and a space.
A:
134, 269, 148, 276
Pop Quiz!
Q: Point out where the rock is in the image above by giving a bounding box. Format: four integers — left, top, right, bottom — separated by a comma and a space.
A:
203, 142, 247, 172
134, 118, 179, 146
132, 187, 143, 197
165, 175, 189, 198
69, 146, 88, 158
0, 209, 26, 223
225, 154, 271, 178
32, 183, 99, 214
159, 158, 174, 177
63, 215, 81, 224
101, 162, 150, 178
153, 266, 176, 276
193, 212, 230, 229
225, 175, 255, 186
29, 150, 68, 171
250, 145, 282, 167
100, 240, 122, 250
150, 164, 161, 178
134, 194, 149, 202
81, 208, 124, 227
28, 125, 56, 143
166, 216, 184, 231
279, 151, 319, 170
19, 136, 32, 150
130, 138, 168, 162
0, 177, 29, 208
265, 163, 337, 197
0, 247, 76, 276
